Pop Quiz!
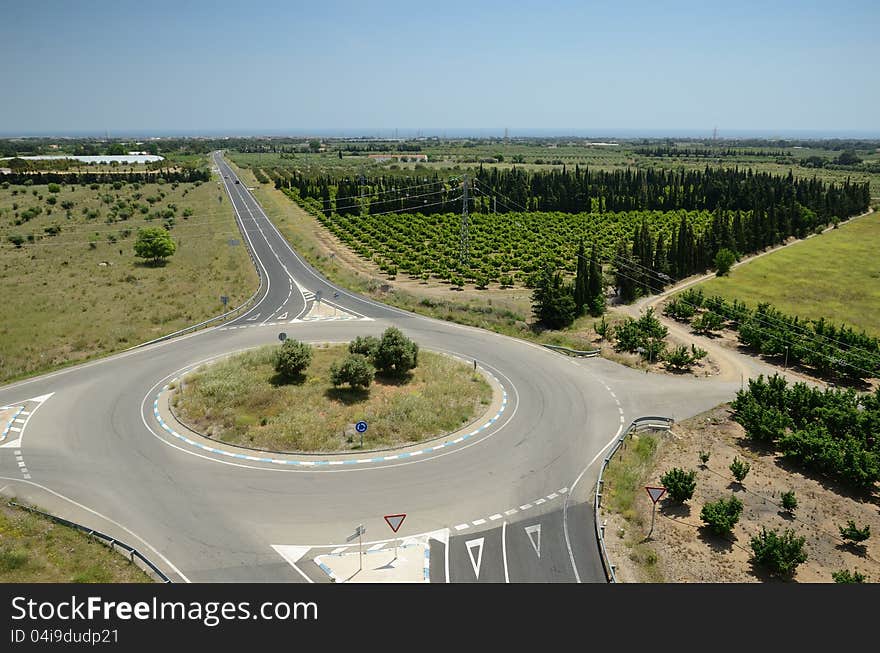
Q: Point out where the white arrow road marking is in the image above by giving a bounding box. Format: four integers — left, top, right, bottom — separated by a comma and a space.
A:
246, 313, 260, 321
271, 545, 314, 583
277, 312, 288, 321
525, 524, 542, 558
465, 538, 484, 578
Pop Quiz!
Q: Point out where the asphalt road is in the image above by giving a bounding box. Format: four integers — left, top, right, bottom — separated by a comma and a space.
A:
0, 153, 739, 583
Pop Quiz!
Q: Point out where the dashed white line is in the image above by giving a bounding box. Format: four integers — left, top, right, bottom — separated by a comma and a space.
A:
454, 523, 470, 531
472, 518, 486, 526
489, 514, 503, 521
504, 509, 518, 516
519, 503, 533, 511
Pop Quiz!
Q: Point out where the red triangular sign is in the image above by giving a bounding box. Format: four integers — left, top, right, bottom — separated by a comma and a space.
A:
384, 514, 406, 533
645, 486, 666, 503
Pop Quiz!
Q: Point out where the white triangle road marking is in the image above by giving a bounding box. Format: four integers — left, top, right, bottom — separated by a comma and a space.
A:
1, 439, 21, 449
271, 545, 314, 583
465, 537, 484, 578
525, 524, 542, 559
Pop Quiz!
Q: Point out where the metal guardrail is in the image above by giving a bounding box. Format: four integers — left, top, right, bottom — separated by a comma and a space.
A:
7, 501, 172, 583
542, 343, 601, 358
594, 415, 674, 583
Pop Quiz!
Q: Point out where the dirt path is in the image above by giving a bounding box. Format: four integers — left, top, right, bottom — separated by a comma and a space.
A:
619, 206, 876, 386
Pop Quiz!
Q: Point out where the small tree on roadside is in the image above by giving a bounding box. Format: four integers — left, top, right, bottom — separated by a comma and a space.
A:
330, 354, 374, 389
714, 248, 736, 276
699, 451, 711, 467
273, 339, 312, 383
134, 226, 176, 265
838, 521, 871, 545
700, 495, 743, 536
749, 528, 807, 578
832, 569, 867, 583
780, 490, 798, 514
660, 468, 697, 503
374, 327, 419, 378
730, 457, 751, 484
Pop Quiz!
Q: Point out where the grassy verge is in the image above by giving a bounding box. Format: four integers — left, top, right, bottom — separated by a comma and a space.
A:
0, 503, 154, 583
696, 209, 880, 336
600, 431, 665, 582
172, 344, 492, 452
0, 158, 258, 383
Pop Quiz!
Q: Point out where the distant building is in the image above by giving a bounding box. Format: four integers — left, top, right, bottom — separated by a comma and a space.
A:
368, 154, 428, 163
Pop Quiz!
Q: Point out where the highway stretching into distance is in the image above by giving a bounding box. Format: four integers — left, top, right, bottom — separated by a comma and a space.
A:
0, 153, 739, 583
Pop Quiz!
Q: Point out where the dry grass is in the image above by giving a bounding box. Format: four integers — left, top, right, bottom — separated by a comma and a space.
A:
0, 164, 257, 382
0, 503, 154, 583
172, 343, 492, 452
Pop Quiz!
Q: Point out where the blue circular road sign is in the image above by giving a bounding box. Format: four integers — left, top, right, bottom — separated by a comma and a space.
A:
355, 420, 368, 433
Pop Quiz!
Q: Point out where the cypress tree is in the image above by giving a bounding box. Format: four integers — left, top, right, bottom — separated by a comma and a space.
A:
588, 245, 605, 316
573, 239, 589, 315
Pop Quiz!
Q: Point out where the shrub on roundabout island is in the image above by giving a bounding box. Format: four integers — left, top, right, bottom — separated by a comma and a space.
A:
330, 354, 375, 389
273, 339, 313, 382
374, 327, 419, 378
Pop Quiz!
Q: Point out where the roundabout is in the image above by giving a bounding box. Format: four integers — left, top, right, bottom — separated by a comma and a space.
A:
0, 153, 740, 582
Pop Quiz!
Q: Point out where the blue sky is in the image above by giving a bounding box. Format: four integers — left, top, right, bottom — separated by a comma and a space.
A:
1, 0, 878, 136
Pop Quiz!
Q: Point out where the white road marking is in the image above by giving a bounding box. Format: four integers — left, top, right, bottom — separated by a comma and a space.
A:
367, 542, 385, 552
454, 523, 470, 531
270, 545, 314, 583
465, 538, 484, 578
525, 524, 542, 558
331, 547, 347, 554
472, 518, 486, 526
534, 498, 546, 505
278, 312, 288, 320
519, 503, 532, 511
489, 514, 503, 521
9, 427, 21, 433
17, 462, 25, 467
502, 521, 510, 583
504, 509, 518, 516
546, 493, 558, 500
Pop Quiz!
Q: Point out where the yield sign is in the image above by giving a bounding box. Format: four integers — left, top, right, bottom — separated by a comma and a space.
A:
645, 486, 667, 504
384, 514, 406, 533
524, 524, 542, 558
465, 538, 484, 578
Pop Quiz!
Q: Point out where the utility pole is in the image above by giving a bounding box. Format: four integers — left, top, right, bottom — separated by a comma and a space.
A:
460, 174, 470, 265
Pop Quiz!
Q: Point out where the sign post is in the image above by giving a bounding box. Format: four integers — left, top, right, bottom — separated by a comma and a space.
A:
346, 524, 366, 572
384, 514, 406, 560
355, 420, 368, 449
278, 332, 287, 342
220, 295, 228, 307
645, 486, 667, 538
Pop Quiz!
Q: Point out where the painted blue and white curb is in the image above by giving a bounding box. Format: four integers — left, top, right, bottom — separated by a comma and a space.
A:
1, 406, 24, 443
153, 375, 508, 467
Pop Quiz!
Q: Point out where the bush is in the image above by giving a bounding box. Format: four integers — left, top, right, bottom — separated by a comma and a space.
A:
273, 339, 312, 382
832, 569, 867, 583
699, 451, 710, 466
700, 496, 743, 536
659, 468, 697, 503
729, 457, 751, 483
780, 490, 797, 513
663, 297, 695, 321
349, 335, 380, 359
714, 248, 736, 276
749, 528, 807, 578
692, 310, 724, 335
133, 226, 176, 264
330, 354, 374, 389
838, 520, 870, 544
374, 327, 418, 377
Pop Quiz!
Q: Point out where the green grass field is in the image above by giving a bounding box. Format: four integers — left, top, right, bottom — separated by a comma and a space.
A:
0, 163, 258, 382
696, 210, 880, 336
172, 343, 492, 452
0, 503, 154, 582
